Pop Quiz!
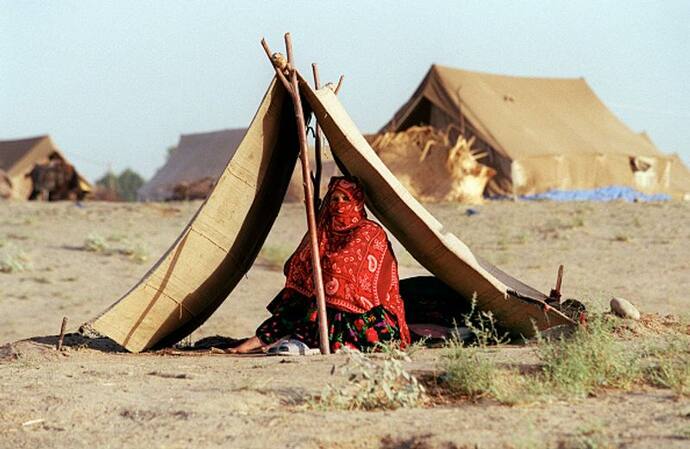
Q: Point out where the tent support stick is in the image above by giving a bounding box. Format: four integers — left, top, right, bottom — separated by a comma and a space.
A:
550, 264, 564, 304
56, 317, 68, 351
335, 75, 344, 94
311, 63, 323, 207
260, 39, 292, 92
283, 33, 331, 355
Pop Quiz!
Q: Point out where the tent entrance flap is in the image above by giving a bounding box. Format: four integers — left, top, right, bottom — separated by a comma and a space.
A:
300, 77, 573, 338
85, 80, 302, 353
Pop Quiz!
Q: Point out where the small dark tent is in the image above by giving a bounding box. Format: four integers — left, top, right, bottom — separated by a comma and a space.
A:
0, 135, 92, 200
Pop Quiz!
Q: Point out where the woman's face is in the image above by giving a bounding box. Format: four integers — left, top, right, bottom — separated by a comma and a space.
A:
329, 190, 350, 213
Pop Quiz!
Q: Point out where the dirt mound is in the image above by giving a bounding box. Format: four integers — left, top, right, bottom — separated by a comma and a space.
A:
0, 340, 63, 363
369, 126, 495, 204
612, 313, 688, 338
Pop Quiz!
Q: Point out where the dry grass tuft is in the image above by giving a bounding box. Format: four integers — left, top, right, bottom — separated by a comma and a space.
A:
313, 346, 426, 410
434, 310, 690, 405
0, 246, 32, 273
536, 316, 642, 396
83, 233, 109, 253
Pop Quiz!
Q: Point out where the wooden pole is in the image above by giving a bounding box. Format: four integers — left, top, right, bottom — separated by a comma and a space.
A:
334, 75, 344, 95
311, 63, 323, 206
56, 316, 68, 351
260, 39, 292, 92
549, 264, 564, 303
283, 33, 330, 355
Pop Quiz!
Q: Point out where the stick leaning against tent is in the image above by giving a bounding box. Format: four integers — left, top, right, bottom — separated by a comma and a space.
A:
260, 34, 340, 355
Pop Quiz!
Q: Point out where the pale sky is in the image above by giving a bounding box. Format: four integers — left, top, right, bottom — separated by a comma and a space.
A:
2, 1, 689, 182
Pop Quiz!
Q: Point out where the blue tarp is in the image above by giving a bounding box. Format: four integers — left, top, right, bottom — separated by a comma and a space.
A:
521, 186, 671, 202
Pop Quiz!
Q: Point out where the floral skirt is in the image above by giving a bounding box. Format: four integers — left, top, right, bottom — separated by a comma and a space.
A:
256, 288, 401, 352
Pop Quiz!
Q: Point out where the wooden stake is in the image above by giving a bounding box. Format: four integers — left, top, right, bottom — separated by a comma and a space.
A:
283, 33, 330, 355
311, 63, 323, 206
550, 265, 564, 303
56, 317, 68, 351
260, 38, 292, 92
334, 75, 344, 95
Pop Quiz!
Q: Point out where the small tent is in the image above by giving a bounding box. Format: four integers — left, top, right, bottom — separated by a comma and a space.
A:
0, 135, 92, 200
84, 75, 574, 353
379, 65, 690, 199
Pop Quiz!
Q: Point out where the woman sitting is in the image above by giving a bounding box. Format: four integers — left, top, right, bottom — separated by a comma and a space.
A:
230, 177, 410, 353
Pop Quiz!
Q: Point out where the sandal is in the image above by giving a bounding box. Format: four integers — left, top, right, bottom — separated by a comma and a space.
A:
267, 338, 320, 356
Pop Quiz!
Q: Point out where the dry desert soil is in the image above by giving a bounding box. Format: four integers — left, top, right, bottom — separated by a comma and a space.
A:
1, 200, 689, 449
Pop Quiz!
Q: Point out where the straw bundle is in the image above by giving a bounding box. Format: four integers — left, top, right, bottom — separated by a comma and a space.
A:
369, 126, 495, 204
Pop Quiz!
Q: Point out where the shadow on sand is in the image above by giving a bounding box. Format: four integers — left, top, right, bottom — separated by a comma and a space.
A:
29, 333, 128, 353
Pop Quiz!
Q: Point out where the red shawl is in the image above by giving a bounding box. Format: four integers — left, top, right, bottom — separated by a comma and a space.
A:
284, 177, 410, 344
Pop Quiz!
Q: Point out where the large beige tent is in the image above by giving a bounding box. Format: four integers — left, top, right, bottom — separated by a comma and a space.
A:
380, 65, 690, 198
0, 135, 92, 200
84, 75, 573, 353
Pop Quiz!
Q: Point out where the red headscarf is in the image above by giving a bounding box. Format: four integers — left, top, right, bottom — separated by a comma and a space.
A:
284, 177, 410, 344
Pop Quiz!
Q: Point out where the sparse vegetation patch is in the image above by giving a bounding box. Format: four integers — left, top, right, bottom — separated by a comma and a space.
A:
430, 311, 690, 406
313, 346, 427, 410
0, 246, 32, 274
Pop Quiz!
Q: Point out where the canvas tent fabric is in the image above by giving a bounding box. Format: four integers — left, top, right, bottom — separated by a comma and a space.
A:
639, 133, 690, 200
381, 65, 690, 198
0, 135, 92, 200
138, 128, 248, 201
85, 76, 573, 353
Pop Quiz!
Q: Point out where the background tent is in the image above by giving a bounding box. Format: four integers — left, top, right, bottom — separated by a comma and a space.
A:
380, 65, 690, 198
0, 135, 92, 200
639, 132, 690, 201
138, 128, 247, 201
139, 127, 341, 202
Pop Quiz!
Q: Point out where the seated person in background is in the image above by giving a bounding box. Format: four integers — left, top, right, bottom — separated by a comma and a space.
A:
229, 177, 410, 353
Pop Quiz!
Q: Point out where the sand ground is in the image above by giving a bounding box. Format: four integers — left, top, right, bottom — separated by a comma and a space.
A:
1, 200, 688, 448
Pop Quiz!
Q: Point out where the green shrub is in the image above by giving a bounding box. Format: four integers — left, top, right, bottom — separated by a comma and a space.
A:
0, 247, 32, 273
536, 316, 642, 396
646, 337, 690, 398
83, 233, 109, 253
119, 242, 149, 264
461, 295, 509, 348
314, 347, 426, 410
440, 342, 497, 400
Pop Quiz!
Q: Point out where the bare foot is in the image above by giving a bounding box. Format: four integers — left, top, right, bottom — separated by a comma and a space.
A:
225, 336, 264, 354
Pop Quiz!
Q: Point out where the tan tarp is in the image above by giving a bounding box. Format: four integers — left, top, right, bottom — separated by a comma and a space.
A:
0, 135, 92, 199
382, 65, 690, 198
86, 77, 572, 353
138, 129, 247, 201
